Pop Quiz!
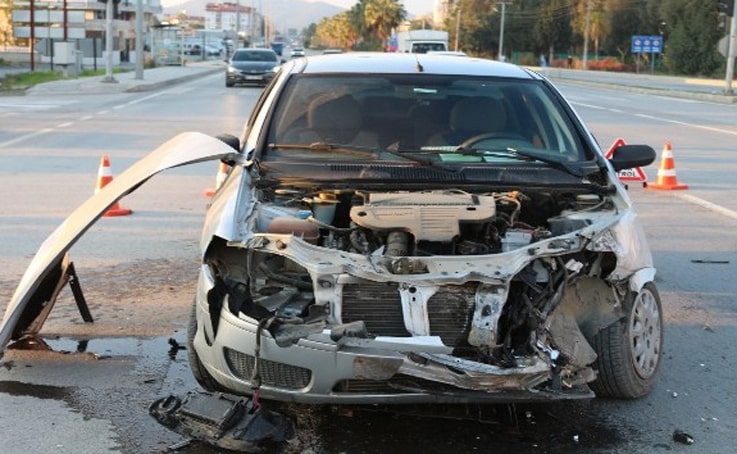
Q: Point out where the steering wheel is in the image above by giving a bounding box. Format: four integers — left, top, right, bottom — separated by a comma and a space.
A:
455, 132, 530, 150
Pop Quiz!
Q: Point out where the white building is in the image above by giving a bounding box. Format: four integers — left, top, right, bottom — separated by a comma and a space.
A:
204, 2, 259, 39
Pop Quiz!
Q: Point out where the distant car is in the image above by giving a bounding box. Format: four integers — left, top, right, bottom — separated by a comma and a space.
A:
290, 47, 305, 58
225, 48, 281, 87
182, 43, 202, 56
1, 52, 662, 409
205, 44, 223, 57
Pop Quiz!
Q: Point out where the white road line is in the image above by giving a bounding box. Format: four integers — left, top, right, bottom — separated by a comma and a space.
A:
570, 102, 737, 137
56, 122, 74, 128
113, 104, 126, 110
127, 92, 166, 105
675, 193, 737, 222
0, 128, 55, 148
97, 110, 109, 115
80, 115, 93, 121
571, 102, 606, 110
660, 118, 737, 137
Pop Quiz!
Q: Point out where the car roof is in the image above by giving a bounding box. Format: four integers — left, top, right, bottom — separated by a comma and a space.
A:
289, 52, 538, 79
237, 48, 276, 53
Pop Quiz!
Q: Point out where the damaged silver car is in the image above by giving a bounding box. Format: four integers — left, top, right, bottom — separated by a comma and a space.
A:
1, 52, 662, 405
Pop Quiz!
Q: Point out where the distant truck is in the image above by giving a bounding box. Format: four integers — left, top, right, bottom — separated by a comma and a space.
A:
270, 42, 284, 56
395, 30, 449, 54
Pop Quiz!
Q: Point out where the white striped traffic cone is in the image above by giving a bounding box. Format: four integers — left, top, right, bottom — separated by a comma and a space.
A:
96, 155, 132, 216
647, 142, 688, 191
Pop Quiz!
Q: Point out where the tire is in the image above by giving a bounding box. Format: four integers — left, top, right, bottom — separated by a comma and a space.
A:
187, 300, 224, 392
225, 81, 235, 87
590, 282, 663, 399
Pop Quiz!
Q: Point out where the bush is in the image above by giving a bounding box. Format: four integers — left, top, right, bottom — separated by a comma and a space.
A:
587, 57, 630, 72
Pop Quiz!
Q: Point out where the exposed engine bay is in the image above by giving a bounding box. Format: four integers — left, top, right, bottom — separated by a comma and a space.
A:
253, 188, 604, 257
203, 185, 633, 395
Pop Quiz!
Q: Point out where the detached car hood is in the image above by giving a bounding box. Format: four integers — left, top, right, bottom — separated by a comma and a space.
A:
0, 132, 238, 358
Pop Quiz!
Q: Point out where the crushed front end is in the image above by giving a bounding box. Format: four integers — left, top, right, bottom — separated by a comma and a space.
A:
192, 170, 653, 404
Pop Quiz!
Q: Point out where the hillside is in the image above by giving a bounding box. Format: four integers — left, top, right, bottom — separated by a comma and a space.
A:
163, 0, 345, 33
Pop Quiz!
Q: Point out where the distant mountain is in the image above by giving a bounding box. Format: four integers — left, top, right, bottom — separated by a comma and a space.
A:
162, 0, 345, 33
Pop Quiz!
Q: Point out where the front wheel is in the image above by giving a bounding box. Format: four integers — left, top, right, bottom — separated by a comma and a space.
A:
590, 282, 663, 399
187, 300, 224, 392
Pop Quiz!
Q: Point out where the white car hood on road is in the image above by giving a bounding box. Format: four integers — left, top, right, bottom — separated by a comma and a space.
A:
0, 132, 239, 358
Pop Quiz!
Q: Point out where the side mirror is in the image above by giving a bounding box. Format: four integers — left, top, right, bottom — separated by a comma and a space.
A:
608, 144, 655, 172
216, 134, 240, 152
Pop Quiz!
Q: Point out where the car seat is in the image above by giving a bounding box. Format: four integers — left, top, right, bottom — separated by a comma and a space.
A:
427, 97, 508, 146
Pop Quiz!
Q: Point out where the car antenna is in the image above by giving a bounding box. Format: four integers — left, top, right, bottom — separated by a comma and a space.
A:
415, 54, 424, 73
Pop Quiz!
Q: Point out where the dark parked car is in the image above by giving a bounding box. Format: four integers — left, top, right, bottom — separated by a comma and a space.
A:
1, 52, 661, 408
225, 48, 281, 87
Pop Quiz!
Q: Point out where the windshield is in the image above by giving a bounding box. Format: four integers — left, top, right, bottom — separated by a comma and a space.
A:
232, 50, 277, 62
266, 73, 589, 168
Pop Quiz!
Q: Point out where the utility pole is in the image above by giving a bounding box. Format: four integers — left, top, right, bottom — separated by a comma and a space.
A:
497, 1, 506, 61
582, 0, 592, 70
102, 0, 117, 83
454, 5, 461, 52
135, 0, 143, 80
236, 0, 241, 46
29, 0, 35, 71
725, 0, 737, 95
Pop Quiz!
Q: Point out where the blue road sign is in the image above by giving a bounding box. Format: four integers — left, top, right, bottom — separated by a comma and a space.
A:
632, 35, 663, 53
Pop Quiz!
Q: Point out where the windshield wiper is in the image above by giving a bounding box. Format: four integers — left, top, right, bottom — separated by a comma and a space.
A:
269, 142, 379, 158
455, 146, 585, 177
272, 142, 442, 167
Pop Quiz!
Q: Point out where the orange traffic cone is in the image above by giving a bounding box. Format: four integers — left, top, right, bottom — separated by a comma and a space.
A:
95, 155, 132, 217
204, 161, 230, 197
647, 142, 688, 191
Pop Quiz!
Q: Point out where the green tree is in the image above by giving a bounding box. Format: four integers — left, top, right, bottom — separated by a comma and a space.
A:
349, 0, 406, 50
0, 0, 14, 48
314, 12, 360, 50
534, 0, 573, 61
661, 0, 722, 76
603, 0, 650, 61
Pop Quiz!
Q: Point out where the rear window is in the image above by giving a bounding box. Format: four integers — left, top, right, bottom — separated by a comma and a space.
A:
233, 50, 277, 62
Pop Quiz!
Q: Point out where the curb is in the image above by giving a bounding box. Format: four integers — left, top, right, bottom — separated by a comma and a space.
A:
124, 67, 223, 93
23, 65, 223, 96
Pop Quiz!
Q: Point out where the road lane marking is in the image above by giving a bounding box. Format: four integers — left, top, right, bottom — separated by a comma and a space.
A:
570, 101, 737, 136
80, 115, 93, 121
56, 122, 74, 128
675, 193, 737, 222
97, 110, 109, 115
0, 128, 55, 148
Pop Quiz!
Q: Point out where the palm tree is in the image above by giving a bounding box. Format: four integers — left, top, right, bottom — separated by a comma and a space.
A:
363, 0, 406, 46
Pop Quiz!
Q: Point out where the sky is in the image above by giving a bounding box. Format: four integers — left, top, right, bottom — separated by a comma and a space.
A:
161, 0, 434, 17
308, 0, 434, 16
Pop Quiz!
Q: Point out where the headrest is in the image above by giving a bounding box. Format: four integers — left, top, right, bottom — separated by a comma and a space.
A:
449, 97, 507, 133
308, 95, 362, 131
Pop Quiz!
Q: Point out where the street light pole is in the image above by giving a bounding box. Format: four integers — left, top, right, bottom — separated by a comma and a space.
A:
497, 1, 506, 61
454, 5, 461, 52
135, 0, 143, 80
725, 0, 737, 95
582, 0, 592, 70
102, 0, 117, 83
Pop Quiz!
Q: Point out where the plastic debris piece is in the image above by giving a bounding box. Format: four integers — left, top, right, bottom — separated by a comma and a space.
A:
673, 430, 694, 445
149, 391, 295, 452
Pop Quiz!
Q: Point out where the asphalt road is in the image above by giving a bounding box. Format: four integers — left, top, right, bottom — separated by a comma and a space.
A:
1, 71, 737, 453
